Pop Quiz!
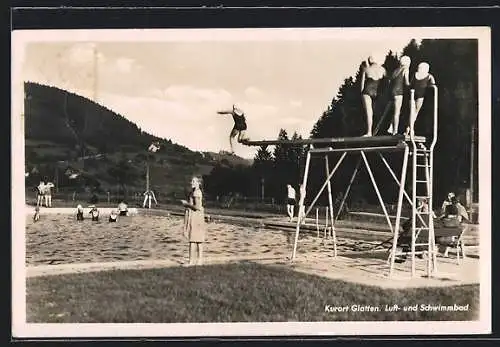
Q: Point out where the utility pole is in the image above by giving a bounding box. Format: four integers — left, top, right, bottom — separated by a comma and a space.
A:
146, 162, 150, 192
469, 124, 475, 207
55, 166, 59, 193
93, 44, 98, 104
261, 177, 265, 201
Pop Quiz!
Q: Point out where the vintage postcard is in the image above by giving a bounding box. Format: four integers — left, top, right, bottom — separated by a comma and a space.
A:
11, 27, 491, 337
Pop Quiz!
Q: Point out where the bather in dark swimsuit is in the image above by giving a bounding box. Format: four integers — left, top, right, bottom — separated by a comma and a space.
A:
390, 67, 406, 97
232, 112, 247, 131
362, 77, 379, 98
412, 75, 434, 99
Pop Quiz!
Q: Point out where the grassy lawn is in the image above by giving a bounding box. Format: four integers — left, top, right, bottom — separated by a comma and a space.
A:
27, 262, 479, 323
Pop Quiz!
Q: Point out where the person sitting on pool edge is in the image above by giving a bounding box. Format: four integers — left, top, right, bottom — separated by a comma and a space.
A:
76, 204, 84, 221
217, 104, 250, 154
89, 205, 99, 221
109, 210, 118, 223
118, 201, 128, 216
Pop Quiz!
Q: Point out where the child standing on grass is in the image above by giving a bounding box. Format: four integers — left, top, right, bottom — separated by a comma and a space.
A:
181, 176, 206, 266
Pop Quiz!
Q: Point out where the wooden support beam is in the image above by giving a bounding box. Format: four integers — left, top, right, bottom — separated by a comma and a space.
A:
241, 135, 426, 147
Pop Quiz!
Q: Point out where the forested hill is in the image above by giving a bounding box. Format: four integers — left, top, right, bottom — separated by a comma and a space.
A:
24, 82, 251, 197
24, 81, 189, 155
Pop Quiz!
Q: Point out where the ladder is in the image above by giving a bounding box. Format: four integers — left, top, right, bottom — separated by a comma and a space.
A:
390, 85, 439, 278
409, 141, 438, 276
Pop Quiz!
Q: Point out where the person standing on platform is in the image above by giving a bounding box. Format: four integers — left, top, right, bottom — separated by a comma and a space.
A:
286, 184, 297, 222
406, 62, 436, 136
387, 55, 411, 135
360, 56, 386, 137
181, 176, 207, 266
217, 104, 250, 154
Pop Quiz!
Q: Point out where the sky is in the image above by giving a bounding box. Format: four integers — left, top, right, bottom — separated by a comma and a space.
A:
20, 28, 425, 158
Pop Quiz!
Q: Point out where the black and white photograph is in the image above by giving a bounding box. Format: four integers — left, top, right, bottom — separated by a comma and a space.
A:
11, 27, 491, 337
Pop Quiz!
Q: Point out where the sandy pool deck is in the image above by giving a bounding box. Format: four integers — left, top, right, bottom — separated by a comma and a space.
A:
24, 213, 480, 289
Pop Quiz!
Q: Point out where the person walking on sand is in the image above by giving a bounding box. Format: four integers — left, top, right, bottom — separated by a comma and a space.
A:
181, 176, 207, 266
217, 104, 250, 154
360, 56, 386, 137
286, 184, 297, 222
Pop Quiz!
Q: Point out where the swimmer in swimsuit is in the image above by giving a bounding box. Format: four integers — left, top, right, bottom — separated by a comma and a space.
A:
217, 104, 250, 154
89, 206, 99, 221
76, 204, 84, 221
360, 56, 386, 137
387, 55, 411, 135
406, 62, 436, 135
109, 210, 118, 222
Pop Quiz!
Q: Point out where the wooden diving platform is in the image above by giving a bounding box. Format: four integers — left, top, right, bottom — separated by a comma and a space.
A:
241, 134, 426, 147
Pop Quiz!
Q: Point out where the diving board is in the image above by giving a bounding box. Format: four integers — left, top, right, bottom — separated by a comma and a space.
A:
241, 134, 426, 147
288, 86, 439, 280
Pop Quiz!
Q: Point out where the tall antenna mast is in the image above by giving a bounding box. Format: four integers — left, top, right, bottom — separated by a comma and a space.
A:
93, 44, 98, 104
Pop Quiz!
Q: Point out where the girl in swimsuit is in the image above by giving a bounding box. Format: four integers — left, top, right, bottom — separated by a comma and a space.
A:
387, 55, 411, 135
406, 62, 436, 135
360, 56, 386, 136
217, 104, 250, 154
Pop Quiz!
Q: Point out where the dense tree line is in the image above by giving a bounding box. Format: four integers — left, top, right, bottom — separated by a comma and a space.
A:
203, 39, 478, 209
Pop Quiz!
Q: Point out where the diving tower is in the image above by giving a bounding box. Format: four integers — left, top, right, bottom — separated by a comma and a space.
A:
243, 86, 439, 278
